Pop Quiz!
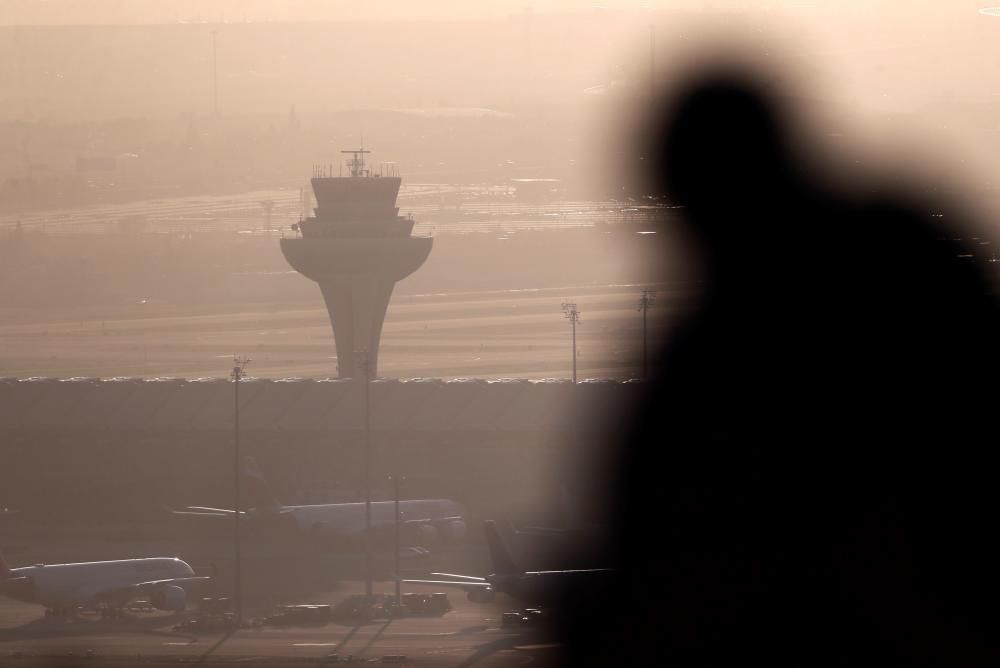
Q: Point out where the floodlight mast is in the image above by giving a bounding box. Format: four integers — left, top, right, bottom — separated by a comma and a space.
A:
638, 290, 656, 379
231, 355, 250, 627
561, 302, 581, 383
356, 350, 374, 599
388, 474, 405, 606
211, 30, 218, 116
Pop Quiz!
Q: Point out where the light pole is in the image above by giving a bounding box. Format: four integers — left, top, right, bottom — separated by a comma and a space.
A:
211, 29, 218, 116
356, 350, 374, 599
138, 297, 149, 379
561, 302, 581, 383
649, 24, 655, 104
388, 474, 405, 606
231, 355, 250, 627
638, 290, 656, 379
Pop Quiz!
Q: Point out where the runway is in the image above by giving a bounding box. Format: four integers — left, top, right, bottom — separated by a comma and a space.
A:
0, 282, 672, 380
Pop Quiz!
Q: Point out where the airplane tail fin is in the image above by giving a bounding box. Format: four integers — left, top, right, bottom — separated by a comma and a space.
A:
241, 456, 282, 513
484, 520, 521, 576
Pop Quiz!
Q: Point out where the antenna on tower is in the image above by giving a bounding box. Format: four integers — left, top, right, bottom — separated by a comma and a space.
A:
341, 145, 372, 177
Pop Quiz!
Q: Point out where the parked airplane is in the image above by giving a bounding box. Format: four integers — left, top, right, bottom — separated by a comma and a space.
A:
509, 485, 607, 569
513, 485, 596, 540
403, 520, 613, 607
0, 552, 209, 617
173, 458, 467, 545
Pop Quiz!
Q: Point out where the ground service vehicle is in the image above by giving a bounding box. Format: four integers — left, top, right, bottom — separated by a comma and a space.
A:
263, 604, 333, 626
401, 592, 451, 616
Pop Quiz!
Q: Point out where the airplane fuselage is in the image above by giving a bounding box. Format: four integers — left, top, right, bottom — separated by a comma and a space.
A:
281, 498, 465, 536
177, 458, 467, 547
1, 558, 194, 608
180, 498, 467, 544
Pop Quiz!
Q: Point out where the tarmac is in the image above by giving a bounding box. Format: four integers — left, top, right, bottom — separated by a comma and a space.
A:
0, 584, 561, 667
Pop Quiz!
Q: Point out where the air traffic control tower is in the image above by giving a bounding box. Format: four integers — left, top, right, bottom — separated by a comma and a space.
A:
280, 148, 432, 378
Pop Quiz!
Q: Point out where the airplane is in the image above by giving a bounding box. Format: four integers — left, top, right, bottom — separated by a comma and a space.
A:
507, 484, 610, 571
403, 520, 614, 607
0, 551, 209, 618
512, 485, 597, 541
172, 457, 468, 546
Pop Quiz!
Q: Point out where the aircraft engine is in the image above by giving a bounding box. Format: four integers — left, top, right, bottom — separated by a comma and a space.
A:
444, 519, 467, 542
467, 588, 495, 603
151, 585, 186, 611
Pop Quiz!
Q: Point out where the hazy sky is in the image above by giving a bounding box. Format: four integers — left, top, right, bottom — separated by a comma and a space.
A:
3, 3, 999, 118
3, 1, 1000, 195
0, 2, 992, 25
7, 1, 662, 25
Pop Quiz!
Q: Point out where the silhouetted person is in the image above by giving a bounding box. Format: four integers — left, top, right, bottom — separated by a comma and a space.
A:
558, 67, 1000, 666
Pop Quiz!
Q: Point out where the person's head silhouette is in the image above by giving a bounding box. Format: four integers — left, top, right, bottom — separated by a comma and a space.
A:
557, 61, 1000, 667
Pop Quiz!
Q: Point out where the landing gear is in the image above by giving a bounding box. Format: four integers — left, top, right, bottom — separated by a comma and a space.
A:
44, 607, 73, 619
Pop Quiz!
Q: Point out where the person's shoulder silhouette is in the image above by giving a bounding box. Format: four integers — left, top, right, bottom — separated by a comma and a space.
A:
558, 66, 1000, 666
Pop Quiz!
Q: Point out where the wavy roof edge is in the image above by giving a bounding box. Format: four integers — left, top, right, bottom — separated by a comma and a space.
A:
0, 377, 644, 385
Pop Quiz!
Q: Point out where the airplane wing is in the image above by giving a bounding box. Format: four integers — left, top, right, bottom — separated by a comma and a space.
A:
402, 579, 492, 591
404, 515, 463, 526
170, 512, 232, 520
167, 508, 238, 528
74, 576, 210, 603
515, 525, 570, 537
134, 576, 211, 588
172, 506, 290, 517
431, 572, 487, 581
178, 506, 239, 516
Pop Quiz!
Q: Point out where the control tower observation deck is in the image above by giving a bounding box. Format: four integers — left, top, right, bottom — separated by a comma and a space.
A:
280, 148, 432, 378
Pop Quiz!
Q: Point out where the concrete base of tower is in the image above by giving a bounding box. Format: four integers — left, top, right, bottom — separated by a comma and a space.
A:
280, 236, 433, 378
